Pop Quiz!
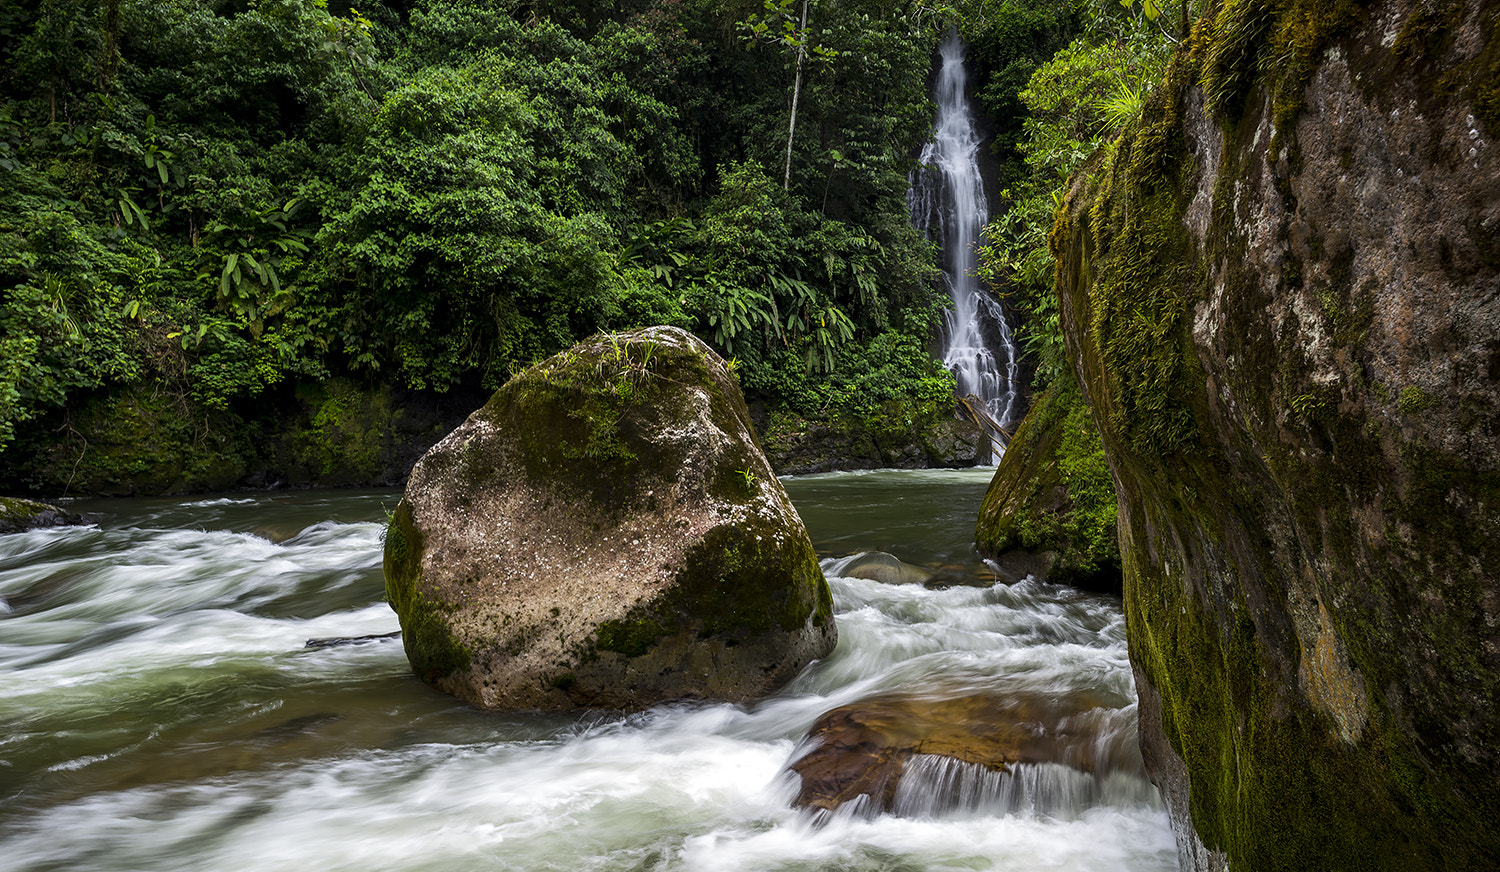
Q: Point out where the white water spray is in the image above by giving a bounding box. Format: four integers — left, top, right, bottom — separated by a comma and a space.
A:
0, 479, 1173, 872
909, 30, 1021, 447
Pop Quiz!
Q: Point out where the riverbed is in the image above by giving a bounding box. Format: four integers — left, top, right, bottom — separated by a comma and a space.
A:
0, 469, 1174, 871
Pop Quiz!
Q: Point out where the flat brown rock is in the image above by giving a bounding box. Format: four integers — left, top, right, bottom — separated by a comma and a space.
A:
789, 690, 1139, 812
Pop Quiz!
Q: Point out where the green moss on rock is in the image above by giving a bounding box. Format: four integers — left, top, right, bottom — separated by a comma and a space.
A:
283, 379, 394, 484
1052, 0, 1500, 867
385, 326, 837, 711
974, 377, 1121, 591
0, 496, 83, 533
759, 404, 985, 474
27, 386, 251, 495
594, 616, 672, 658
383, 501, 472, 681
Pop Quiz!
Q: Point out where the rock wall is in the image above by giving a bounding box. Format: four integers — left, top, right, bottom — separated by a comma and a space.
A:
757, 405, 985, 475
0, 378, 488, 496
1, 379, 982, 496
1052, 0, 1500, 868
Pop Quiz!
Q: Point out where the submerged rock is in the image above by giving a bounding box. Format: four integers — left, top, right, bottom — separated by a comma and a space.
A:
384, 326, 836, 711
304, 631, 402, 649
824, 551, 937, 586
0, 497, 86, 535
1052, 1, 1500, 867
788, 691, 1142, 813
973, 378, 1121, 592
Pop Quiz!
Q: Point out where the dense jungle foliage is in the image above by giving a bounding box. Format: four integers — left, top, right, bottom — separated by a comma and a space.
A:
0, 0, 1175, 490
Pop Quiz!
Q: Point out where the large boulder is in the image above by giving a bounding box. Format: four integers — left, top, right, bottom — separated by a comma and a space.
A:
1053, 1, 1500, 868
383, 326, 836, 711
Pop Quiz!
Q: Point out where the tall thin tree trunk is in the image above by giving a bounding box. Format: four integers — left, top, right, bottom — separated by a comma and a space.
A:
783, 0, 809, 191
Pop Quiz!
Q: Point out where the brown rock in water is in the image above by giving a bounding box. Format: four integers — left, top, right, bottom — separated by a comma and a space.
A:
825, 551, 938, 586
789, 691, 1142, 812
384, 327, 836, 711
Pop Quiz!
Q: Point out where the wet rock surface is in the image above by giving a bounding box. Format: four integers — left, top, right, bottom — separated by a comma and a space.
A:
0, 498, 88, 535
384, 327, 836, 711
788, 691, 1143, 813
974, 379, 1121, 593
823, 551, 938, 586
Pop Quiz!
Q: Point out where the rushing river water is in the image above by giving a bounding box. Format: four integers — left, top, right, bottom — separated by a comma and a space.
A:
0, 470, 1174, 871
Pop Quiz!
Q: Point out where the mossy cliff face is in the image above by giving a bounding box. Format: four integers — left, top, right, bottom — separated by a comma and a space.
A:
973, 376, 1121, 592
2, 378, 483, 496
383, 326, 836, 711
760, 405, 985, 474
1052, 0, 1500, 868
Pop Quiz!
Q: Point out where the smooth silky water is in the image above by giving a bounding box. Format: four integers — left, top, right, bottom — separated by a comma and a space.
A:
0, 471, 1174, 871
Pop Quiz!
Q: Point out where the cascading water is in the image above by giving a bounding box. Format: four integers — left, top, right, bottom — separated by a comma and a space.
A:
0, 477, 1175, 872
909, 30, 1021, 451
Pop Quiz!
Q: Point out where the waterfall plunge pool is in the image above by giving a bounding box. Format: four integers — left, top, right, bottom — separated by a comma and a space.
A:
0, 470, 1174, 871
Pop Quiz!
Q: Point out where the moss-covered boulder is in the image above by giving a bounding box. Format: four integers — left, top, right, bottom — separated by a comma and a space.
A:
0, 497, 85, 534
974, 377, 1120, 592
1052, 0, 1500, 868
384, 326, 836, 711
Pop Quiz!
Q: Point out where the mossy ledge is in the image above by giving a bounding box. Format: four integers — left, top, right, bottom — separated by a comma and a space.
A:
384, 326, 836, 712
1052, 0, 1500, 868
973, 376, 1121, 593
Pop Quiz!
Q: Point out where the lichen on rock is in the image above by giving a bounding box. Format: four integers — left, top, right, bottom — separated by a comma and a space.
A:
383, 326, 836, 711
1052, 0, 1500, 868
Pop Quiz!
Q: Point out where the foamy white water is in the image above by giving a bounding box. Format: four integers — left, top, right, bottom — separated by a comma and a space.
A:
0, 480, 1173, 871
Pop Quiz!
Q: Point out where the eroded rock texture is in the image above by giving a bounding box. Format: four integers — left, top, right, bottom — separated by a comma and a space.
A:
1053, 0, 1500, 868
384, 326, 836, 711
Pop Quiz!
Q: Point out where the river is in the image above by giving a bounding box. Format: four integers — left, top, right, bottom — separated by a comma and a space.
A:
0, 470, 1174, 871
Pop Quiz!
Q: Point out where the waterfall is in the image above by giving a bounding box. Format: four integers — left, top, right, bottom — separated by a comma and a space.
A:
909, 30, 1020, 454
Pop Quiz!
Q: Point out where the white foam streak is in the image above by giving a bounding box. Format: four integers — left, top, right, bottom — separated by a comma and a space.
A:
0, 487, 1173, 872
